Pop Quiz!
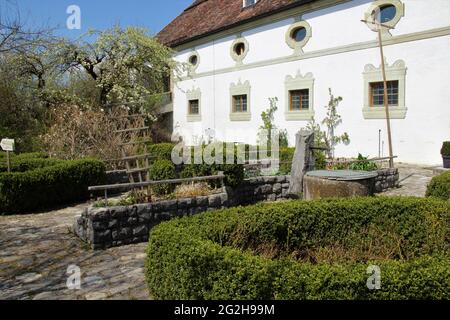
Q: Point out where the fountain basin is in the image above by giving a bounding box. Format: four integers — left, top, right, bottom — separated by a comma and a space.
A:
303, 170, 378, 200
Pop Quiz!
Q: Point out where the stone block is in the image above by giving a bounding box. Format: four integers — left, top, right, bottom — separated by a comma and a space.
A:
208, 194, 222, 207
112, 227, 131, 241
273, 183, 282, 194
132, 225, 148, 237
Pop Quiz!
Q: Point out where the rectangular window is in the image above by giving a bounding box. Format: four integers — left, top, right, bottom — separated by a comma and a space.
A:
244, 0, 257, 8
188, 99, 199, 115
370, 81, 399, 107
289, 89, 309, 110
233, 95, 248, 113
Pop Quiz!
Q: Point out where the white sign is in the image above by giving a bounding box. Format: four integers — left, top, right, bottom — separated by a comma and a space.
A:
0, 138, 14, 151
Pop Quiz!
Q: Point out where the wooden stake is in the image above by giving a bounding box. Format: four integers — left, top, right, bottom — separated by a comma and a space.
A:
377, 28, 395, 168
6, 150, 11, 173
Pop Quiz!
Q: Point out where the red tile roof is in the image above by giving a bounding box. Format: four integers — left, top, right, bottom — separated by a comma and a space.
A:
157, 0, 318, 47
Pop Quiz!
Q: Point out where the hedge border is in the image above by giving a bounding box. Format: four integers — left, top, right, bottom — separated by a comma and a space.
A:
0, 158, 106, 214
145, 197, 449, 300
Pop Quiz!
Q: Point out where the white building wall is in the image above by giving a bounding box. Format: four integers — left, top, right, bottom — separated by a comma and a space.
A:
171, 0, 450, 165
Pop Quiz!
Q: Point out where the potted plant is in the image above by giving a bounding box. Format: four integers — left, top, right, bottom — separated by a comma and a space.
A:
441, 141, 450, 168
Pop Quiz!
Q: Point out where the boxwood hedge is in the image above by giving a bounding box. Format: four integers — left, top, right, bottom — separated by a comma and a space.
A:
145, 197, 449, 300
0, 158, 106, 214
426, 171, 450, 200
0, 157, 63, 173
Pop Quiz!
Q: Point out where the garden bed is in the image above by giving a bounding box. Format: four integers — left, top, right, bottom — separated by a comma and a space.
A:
74, 175, 292, 249
145, 197, 449, 300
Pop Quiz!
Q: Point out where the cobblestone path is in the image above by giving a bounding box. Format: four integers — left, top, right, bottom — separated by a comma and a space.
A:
0, 203, 149, 300
0, 164, 440, 300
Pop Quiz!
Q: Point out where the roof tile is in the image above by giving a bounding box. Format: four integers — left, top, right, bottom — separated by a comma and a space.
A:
157, 0, 316, 47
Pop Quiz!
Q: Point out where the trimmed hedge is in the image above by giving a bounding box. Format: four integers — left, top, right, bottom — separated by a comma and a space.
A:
145, 197, 449, 300
0, 158, 106, 214
149, 159, 177, 195
0, 157, 62, 173
426, 171, 450, 200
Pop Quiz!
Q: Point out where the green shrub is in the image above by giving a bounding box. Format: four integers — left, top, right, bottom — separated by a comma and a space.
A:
145, 197, 449, 300
148, 143, 175, 162
149, 159, 177, 195
0, 158, 106, 214
441, 141, 450, 157
426, 171, 450, 200
349, 154, 379, 171
0, 157, 62, 173
179, 144, 244, 188
279, 147, 295, 175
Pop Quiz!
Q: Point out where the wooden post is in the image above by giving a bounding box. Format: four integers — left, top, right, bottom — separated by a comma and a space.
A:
377, 28, 395, 168
6, 150, 11, 173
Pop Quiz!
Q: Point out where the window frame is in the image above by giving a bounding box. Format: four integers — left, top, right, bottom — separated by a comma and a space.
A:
285, 70, 314, 121
232, 94, 248, 113
289, 89, 310, 111
230, 37, 249, 65
186, 87, 202, 122
285, 20, 312, 54
364, 0, 405, 38
243, 0, 257, 8
230, 79, 251, 121
369, 80, 399, 108
363, 59, 407, 119
187, 50, 200, 74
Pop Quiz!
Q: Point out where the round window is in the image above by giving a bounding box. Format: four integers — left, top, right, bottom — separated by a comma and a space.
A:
234, 42, 246, 56
378, 4, 397, 23
291, 27, 307, 42
189, 55, 198, 66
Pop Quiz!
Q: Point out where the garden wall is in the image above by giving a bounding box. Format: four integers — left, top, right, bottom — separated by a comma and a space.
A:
74, 175, 291, 249
74, 189, 229, 249
374, 168, 400, 193
74, 170, 398, 249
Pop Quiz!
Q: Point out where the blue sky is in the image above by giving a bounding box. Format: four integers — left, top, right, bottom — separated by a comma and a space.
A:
11, 0, 193, 38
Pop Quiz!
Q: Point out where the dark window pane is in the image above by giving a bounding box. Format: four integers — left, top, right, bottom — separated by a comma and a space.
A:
292, 27, 306, 42
370, 81, 399, 107
379, 5, 397, 23
233, 95, 247, 112
290, 89, 309, 110
189, 100, 199, 115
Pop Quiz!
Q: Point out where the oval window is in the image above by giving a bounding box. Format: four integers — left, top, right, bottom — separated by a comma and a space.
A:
291, 27, 307, 42
234, 42, 246, 56
378, 4, 397, 23
189, 55, 198, 66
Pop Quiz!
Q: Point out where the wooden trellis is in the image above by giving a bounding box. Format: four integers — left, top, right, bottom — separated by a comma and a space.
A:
109, 113, 153, 185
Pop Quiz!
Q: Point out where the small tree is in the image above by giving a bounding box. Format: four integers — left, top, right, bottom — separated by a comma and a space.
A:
257, 97, 288, 148
307, 89, 349, 159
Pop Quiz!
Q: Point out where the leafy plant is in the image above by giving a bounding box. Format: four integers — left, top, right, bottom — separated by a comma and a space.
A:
307, 89, 350, 159
441, 141, 450, 157
349, 154, 379, 171
257, 97, 289, 148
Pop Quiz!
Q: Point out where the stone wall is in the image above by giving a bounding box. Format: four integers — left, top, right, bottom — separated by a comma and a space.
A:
74, 189, 229, 249
374, 168, 400, 193
74, 176, 291, 249
229, 175, 291, 206
74, 170, 398, 250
